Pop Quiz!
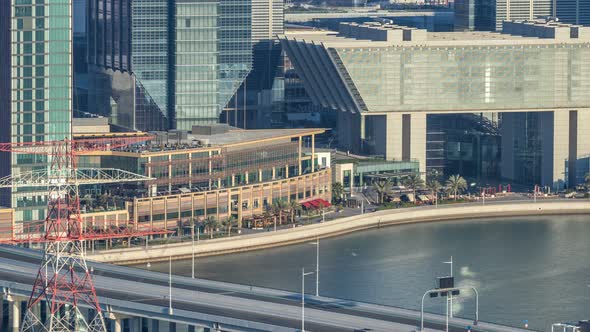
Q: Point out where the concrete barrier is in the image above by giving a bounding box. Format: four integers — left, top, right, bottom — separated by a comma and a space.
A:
87, 200, 590, 265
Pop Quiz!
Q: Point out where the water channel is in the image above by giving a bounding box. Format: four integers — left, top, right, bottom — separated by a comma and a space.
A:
146, 215, 590, 330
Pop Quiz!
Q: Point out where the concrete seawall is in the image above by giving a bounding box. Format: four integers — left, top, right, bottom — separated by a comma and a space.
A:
87, 200, 590, 265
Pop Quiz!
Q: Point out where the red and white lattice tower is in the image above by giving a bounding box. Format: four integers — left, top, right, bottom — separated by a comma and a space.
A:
0, 135, 168, 332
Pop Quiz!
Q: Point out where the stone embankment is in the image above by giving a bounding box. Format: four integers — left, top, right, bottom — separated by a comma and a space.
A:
87, 200, 590, 265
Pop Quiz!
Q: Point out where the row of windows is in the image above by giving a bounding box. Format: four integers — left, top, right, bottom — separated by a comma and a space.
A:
13, 65, 70, 76
176, 4, 217, 16
12, 42, 70, 54
14, 5, 70, 17
11, 100, 69, 111
176, 94, 217, 105
176, 81, 217, 92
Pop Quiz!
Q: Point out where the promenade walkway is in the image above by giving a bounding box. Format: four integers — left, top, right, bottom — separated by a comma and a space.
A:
87, 200, 590, 264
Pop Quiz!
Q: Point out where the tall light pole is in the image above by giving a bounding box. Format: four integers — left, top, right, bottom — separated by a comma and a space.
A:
301, 268, 315, 332
169, 256, 173, 315
443, 256, 454, 317
309, 237, 320, 296
435, 190, 438, 208
192, 226, 196, 279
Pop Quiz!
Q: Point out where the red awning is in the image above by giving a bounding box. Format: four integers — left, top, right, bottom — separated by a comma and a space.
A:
302, 199, 331, 209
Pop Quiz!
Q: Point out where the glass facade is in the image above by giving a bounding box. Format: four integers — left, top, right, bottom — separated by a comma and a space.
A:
335, 44, 590, 113
87, 0, 252, 131
174, 0, 219, 128
1, 0, 73, 222
131, 0, 169, 123
454, 0, 496, 31
557, 0, 590, 26
218, 0, 252, 119
454, 0, 553, 31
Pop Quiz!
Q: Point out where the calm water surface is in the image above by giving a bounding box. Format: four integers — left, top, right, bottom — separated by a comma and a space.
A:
147, 215, 590, 330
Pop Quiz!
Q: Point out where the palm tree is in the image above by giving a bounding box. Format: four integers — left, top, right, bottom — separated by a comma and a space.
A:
403, 174, 424, 200
332, 182, 344, 204
373, 178, 391, 204
272, 199, 288, 225
445, 174, 467, 200
288, 200, 302, 224
222, 216, 235, 237
426, 178, 442, 205
191, 217, 203, 238
204, 215, 218, 239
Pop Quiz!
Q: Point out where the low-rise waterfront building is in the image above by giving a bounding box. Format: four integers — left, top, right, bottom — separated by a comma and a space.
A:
332, 152, 419, 192
79, 125, 332, 231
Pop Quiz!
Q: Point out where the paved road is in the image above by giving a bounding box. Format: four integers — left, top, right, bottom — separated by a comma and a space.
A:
0, 246, 537, 332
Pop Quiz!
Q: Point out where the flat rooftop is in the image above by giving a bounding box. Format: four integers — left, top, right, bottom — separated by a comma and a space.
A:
81, 128, 326, 155
283, 20, 590, 47
187, 127, 325, 147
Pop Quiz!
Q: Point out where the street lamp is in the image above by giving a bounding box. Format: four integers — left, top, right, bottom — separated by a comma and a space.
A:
301, 268, 315, 332
308, 238, 320, 296
443, 256, 454, 317
168, 256, 173, 315
420, 286, 479, 332
192, 220, 198, 279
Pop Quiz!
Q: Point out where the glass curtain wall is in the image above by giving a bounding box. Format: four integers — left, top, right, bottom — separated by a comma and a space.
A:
335, 44, 590, 113
131, 0, 169, 125
9, 0, 73, 222
218, 0, 252, 118
175, 0, 219, 129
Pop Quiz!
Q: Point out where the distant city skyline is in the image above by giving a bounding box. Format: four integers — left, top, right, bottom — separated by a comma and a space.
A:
455, 0, 589, 31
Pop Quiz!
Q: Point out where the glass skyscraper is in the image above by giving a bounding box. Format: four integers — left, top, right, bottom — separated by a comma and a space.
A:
556, 0, 590, 25
455, 0, 553, 31
87, 0, 252, 131
0, 0, 73, 222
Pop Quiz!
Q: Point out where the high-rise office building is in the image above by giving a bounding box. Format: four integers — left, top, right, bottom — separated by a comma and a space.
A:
229, 0, 284, 128
455, 0, 553, 31
1, 0, 73, 222
87, 0, 252, 131
556, 0, 590, 25
281, 21, 590, 188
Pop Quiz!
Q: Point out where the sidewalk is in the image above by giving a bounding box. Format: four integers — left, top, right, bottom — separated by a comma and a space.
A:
87, 199, 590, 264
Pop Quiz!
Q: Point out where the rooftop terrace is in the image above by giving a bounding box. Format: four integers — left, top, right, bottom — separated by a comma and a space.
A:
79, 127, 326, 155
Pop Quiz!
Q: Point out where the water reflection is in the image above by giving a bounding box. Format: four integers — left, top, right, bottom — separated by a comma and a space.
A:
145, 215, 590, 330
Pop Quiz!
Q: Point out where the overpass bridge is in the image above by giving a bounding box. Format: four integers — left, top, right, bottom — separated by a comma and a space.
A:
0, 246, 536, 332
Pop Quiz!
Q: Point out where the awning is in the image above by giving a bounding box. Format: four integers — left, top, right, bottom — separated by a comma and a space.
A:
302, 199, 331, 209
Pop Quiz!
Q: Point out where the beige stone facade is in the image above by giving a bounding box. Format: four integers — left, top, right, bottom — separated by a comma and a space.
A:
132, 168, 332, 229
